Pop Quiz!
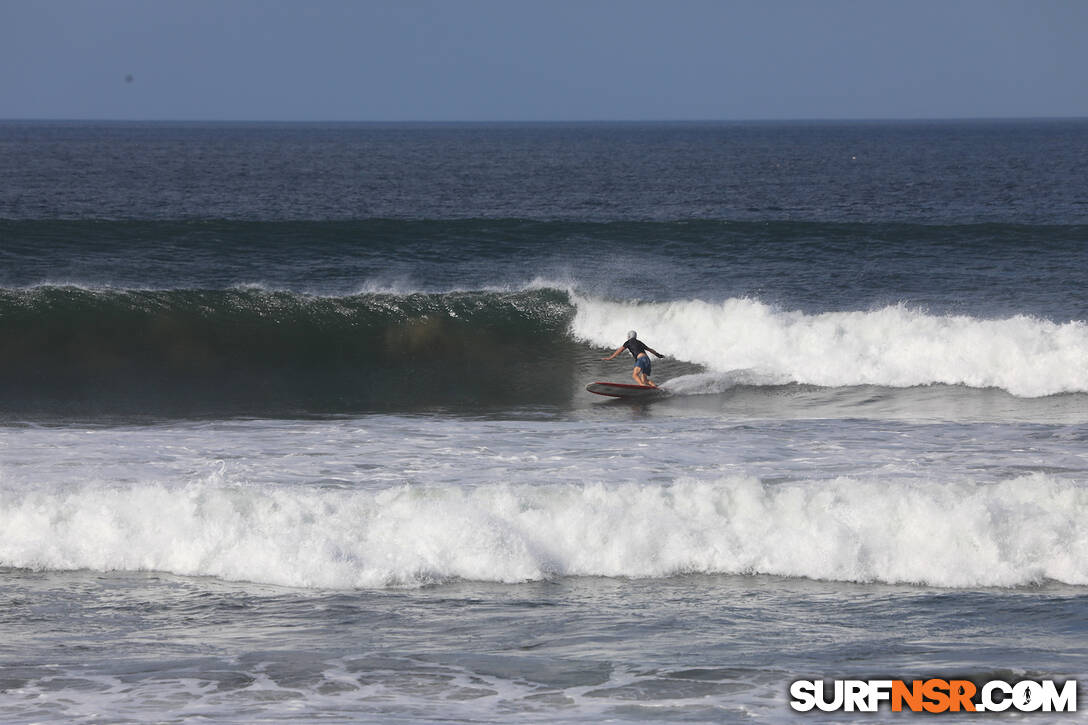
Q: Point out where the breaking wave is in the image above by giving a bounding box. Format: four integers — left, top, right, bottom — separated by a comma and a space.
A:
572, 294, 1088, 398
1, 284, 1085, 416
2, 474, 1085, 589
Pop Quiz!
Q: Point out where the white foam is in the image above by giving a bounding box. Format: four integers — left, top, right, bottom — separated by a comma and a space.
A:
570, 294, 1088, 397
2, 474, 1085, 589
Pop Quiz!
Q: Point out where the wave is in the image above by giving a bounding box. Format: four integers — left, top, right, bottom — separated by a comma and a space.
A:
2, 474, 1085, 589
573, 295, 1088, 398
0, 285, 579, 416
1, 285, 1085, 417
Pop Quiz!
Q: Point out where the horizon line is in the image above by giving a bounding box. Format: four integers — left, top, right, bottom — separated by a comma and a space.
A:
3, 115, 1087, 125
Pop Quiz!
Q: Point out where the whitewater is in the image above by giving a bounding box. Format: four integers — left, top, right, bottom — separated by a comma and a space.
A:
573, 293, 1088, 397
4, 474, 1086, 589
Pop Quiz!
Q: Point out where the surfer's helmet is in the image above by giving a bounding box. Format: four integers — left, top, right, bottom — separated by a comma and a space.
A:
627, 330, 637, 340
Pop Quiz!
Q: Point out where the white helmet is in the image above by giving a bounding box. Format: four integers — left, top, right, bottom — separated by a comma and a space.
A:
627, 330, 637, 340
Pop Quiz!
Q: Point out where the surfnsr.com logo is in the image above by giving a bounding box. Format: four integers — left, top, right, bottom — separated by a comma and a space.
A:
790, 678, 1077, 713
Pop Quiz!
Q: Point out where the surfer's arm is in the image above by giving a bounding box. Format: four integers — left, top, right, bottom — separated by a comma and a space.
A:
646, 346, 665, 358
603, 346, 625, 361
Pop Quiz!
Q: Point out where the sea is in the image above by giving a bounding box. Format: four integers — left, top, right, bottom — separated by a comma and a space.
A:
1, 119, 1086, 723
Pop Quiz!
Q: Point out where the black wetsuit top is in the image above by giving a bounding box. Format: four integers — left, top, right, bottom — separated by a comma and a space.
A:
623, 338, 649, 359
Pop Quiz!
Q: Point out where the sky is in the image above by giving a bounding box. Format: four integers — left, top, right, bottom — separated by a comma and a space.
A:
2, 0, 1087, 122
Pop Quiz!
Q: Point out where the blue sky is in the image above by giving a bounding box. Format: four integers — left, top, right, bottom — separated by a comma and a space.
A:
2, 0, 1086, 121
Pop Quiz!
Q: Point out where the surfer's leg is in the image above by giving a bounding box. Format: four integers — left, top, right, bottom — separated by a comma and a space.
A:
633, 356, 654, 386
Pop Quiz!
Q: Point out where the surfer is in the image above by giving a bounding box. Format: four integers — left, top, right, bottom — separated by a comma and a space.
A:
603, 331, 665, 387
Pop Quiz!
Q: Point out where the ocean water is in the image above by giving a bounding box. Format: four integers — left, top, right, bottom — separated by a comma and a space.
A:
1, 120, 1087, 723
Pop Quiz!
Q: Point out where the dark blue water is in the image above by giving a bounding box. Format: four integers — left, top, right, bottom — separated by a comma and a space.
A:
3, 120, 1087, 223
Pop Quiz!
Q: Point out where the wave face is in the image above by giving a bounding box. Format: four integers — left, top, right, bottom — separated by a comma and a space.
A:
0, 286, 578, 416
573, 295, 1088, 398
2, 474, 1085, 589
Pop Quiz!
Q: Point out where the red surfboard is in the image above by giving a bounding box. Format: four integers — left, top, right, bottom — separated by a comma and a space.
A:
585, 381, 663, 398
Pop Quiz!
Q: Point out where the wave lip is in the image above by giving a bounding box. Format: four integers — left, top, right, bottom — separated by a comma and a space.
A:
2, 474, 1085, 589
571, 295, 1088, 397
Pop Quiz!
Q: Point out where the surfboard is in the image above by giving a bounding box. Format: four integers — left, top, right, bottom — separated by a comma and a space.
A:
585, 381, 663, 399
